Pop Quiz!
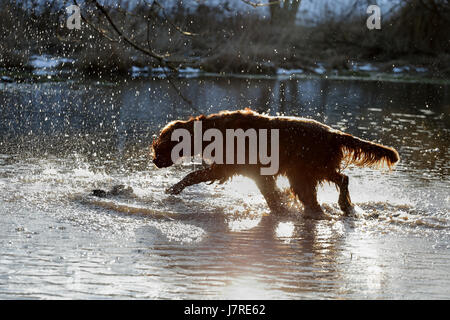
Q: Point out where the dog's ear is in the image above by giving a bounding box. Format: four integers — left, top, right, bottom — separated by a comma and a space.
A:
151, 134, 159, 150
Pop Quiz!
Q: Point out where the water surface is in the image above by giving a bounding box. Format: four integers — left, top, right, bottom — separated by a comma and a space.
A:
0, 76, 449, 299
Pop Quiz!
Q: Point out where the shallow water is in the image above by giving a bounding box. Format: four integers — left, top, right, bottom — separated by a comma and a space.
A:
0, 76, 449, 299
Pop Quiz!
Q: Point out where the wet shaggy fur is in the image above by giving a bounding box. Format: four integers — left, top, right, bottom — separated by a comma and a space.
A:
152, 109, 399, 218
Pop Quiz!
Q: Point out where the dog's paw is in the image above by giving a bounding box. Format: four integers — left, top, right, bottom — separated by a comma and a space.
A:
342, 205, 356, 217
303, 208, 332, 220
344, 205, 366, 218
309, 213, 332, 221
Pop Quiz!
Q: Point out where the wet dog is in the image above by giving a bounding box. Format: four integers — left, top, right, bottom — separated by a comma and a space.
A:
152, 109, 399, 219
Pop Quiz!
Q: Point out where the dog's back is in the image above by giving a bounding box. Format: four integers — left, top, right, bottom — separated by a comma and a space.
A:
220, 111, 398, 174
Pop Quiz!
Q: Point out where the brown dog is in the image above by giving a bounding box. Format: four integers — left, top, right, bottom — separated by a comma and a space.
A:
152, 109, 399, 218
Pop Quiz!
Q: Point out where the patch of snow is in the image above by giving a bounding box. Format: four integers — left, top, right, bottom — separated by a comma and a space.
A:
277, 68, 304, 75
349, 61, 378, 72
131, 66, 201, 78
357, 63, 377, 72
29, 54, 73, 70
415, 67, 428, 73
179, 67, 200, 73
130, 66, 172, 78
151, 67, 172, 73
393, 66, 410, 73
33, 69, 58, 76
419, 109, 435, 115
178, 67, 201, 78
314, 63, 326, 75
130, 65, 149, 77
0, 76, 14, 83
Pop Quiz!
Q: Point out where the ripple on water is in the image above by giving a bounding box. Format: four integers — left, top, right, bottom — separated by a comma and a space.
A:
0, 75, 449, 298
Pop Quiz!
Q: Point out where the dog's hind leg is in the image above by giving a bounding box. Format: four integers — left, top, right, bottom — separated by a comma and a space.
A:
166, 166, 224, 195
289, 176, 327, 219
329, 172, 353, 215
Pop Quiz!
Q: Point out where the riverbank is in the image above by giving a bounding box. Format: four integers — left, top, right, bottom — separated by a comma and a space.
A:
1, 55, 449, 87
1, 1, 449, 81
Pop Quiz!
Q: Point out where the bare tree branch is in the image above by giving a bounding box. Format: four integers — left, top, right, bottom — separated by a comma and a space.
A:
143, 3, 194, 107
148, 0, 198, 36
73, 0, 119, 42
73, 0, 194, 106
87, 0, 178, 71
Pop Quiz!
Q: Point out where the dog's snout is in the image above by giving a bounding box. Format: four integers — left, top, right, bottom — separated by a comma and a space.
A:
153, 157, 168, 168
152, 157, 161, 167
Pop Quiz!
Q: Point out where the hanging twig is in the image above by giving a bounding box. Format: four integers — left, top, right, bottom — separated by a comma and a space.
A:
147, 0, 198, 36
73, 0, 119, 42
73, 0, 194, 106
87, 0, 178, 71
144, 6, 194, 107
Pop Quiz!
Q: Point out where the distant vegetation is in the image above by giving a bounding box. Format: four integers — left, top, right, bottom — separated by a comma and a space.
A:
0, 0, 449, 78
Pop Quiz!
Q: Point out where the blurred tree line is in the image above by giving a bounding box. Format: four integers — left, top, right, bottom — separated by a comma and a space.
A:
0, 0, 448, 77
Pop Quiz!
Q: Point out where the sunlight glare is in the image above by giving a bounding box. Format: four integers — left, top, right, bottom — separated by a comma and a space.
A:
226, 176, 259, 194
275, 221, 295, 243
222, 276, 272, 299
228, 217, 262, 232
276, 175, 290, 190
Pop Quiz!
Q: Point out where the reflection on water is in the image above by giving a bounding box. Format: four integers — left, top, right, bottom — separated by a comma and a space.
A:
0, 77, 449, 299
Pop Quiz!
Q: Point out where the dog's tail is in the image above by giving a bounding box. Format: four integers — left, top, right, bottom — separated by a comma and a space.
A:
337, 133, 399, 169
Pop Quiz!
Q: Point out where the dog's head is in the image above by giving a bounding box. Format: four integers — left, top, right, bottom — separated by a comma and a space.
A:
152, 120, 185, 168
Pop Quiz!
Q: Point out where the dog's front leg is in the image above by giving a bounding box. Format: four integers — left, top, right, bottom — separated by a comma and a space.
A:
253, 176, 286, 213
166, 167, 222, 195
